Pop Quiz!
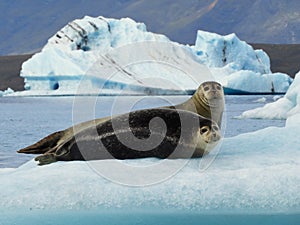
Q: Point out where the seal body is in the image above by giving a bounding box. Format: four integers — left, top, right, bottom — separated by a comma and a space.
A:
19, 109, 220, 165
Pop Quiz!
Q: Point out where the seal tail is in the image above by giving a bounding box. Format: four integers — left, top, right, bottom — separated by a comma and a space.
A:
17, 131, 63, 154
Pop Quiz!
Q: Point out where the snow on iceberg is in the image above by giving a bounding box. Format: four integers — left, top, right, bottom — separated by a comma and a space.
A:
241, 71, 300, 120
12, 16, 292, 97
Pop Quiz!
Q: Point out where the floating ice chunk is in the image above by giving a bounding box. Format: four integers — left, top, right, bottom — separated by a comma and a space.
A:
240, 97, 293, 120
0, 88, 14, 96
241, 71, 300, 120
253, 97, 267, 103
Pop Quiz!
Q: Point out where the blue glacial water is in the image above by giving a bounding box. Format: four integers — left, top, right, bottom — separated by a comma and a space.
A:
2, 210, 300, 225
0, 95, 285, 168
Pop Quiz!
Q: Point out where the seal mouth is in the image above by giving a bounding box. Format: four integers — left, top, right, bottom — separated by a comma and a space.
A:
204, 134, 220, 143
206, 98, 223, 108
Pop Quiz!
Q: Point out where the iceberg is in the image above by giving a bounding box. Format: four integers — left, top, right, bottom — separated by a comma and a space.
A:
241, 71, 300, 120
192, 31, 271, 73
192, 30, 292, 94
6, 16, 291, 97
15, 16, 212, 96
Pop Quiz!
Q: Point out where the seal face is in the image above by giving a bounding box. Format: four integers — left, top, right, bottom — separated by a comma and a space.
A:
198, 82, 224, 107
167, 81, 225, 127
19, 108, 220, 165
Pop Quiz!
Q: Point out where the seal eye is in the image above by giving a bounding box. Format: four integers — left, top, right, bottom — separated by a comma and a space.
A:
216, 85, 221, 90
212, 125, 219, 131
200, 127, 209, 134
204, 86, 210, 92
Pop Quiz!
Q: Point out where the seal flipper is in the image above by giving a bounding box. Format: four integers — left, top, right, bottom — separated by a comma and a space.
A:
35, 153, 57, 166
35, 146, 70, 166
35, 143, 77, 166
17, 131, 64, 154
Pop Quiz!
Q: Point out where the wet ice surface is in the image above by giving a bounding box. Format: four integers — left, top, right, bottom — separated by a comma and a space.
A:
0, 95, 284, 168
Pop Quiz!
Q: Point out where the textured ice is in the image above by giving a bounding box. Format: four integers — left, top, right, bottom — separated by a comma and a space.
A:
5, 16, 291, 96
18, 16, 207, 96
192, 31, 270, 73
0, 125, 299, 215
192, 31, 292, 93
241, 71, 300, 120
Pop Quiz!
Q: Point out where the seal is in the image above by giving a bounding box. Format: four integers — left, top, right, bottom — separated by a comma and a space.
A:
167, 81, 224, 127
17, 82, 224, 163
18, 108, 220, 165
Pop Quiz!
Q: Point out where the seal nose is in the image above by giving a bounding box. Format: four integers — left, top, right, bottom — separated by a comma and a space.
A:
212, 132, 217, 140
212, 131, 220, 141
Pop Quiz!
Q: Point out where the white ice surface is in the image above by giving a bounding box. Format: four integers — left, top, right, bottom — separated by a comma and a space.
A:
5, 16, 291, 96
0, 124, 299, 215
